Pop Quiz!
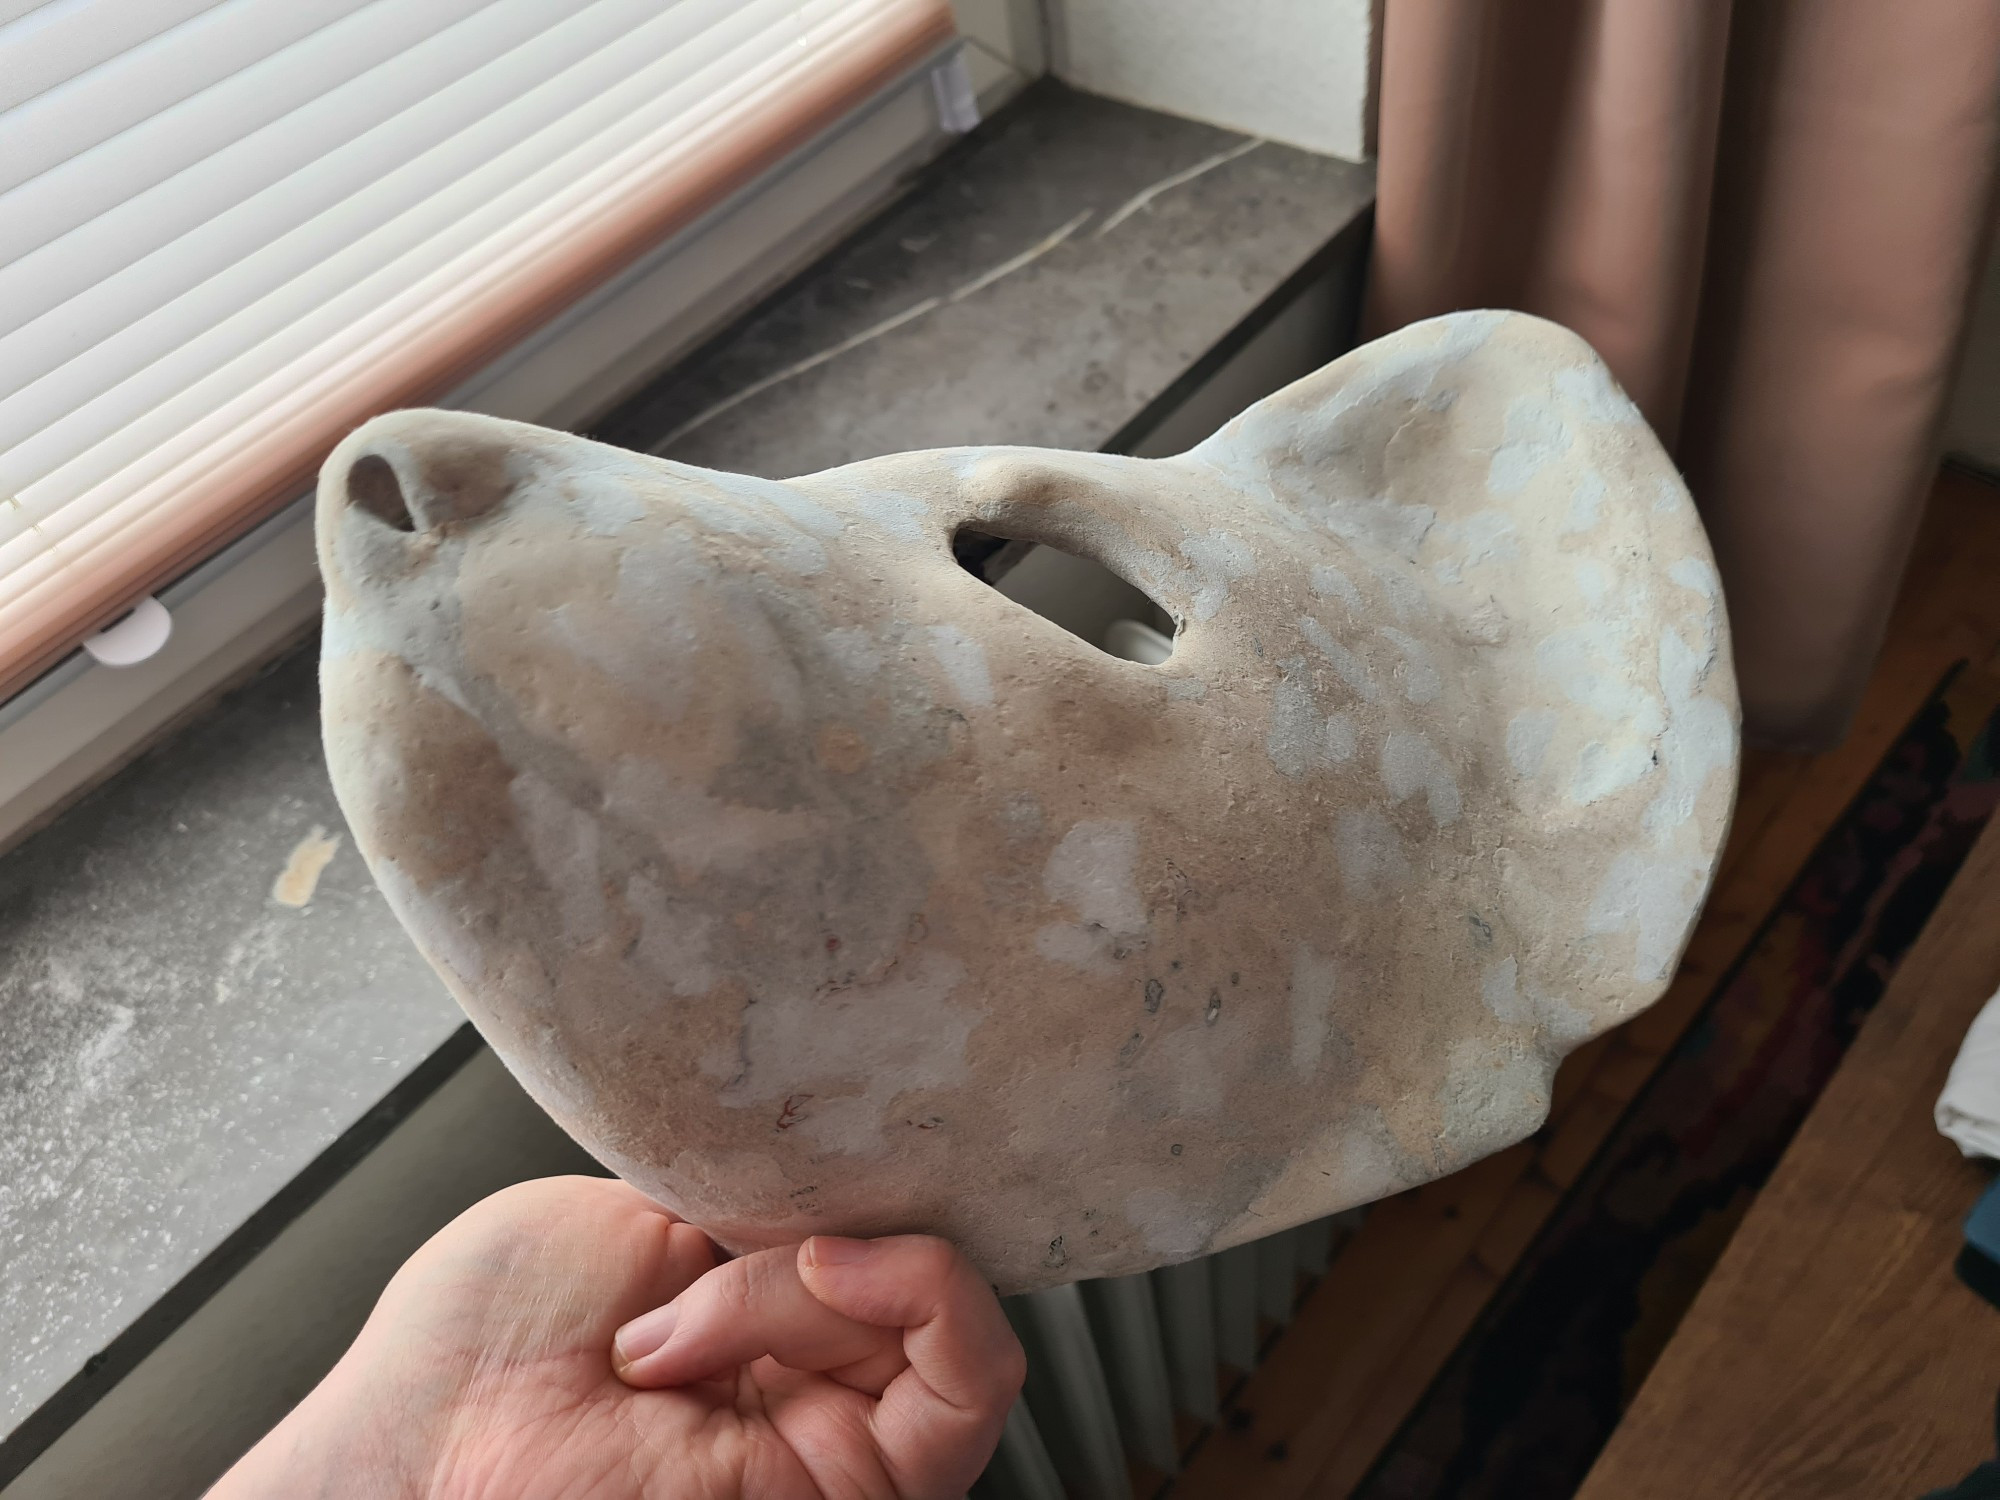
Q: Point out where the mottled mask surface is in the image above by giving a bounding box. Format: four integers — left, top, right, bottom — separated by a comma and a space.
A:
318, 311, 1738, 1291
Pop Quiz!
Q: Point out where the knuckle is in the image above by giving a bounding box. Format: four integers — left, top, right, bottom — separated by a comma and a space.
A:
663, 1220, 717, 1272
996, 1336, 1029, 1396
712, 1248, 793, 1323
743, 1248, 797, 1302
899, 1235, 962, 1285
709, 1261, 758, 1318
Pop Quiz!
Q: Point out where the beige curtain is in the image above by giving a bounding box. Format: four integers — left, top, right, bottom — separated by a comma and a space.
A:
1367, 0, 2000, 748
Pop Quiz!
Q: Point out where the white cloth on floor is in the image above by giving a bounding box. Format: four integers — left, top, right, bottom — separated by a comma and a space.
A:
1937, 986, 2000, 1158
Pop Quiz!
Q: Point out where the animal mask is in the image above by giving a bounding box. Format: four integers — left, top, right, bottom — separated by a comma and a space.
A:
317, 310, 1738, 1291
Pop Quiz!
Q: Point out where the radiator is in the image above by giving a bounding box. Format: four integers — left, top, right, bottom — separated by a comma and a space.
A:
974, 1210, 1365, 1499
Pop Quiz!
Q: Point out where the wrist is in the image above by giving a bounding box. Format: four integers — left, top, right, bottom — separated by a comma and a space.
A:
208, 1355, 425, 1500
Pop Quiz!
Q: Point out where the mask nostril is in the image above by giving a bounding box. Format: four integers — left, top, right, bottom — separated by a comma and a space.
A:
348, 453, 414, 532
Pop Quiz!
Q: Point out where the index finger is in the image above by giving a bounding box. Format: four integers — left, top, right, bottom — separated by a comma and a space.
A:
798, 1235, 1026, 1497
612, 1244, 906, 1392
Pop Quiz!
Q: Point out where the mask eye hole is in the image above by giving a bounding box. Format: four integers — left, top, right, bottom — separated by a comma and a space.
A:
954, 527, 1177, 664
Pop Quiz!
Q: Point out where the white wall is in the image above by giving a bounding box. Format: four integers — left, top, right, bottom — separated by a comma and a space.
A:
1047, 0, 1378, 163
950, 0, 1047, 98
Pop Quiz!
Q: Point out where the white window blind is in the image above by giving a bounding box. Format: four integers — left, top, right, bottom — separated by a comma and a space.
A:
0, 0, 954, 700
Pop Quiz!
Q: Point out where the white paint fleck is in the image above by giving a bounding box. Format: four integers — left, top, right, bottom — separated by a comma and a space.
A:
1570, 739, 1654, 804
1317, 496, 1439, 561
1659, 624, 1713, 706
1334, 1112, 1417, 1202
1536, 622, 1664, 730
755, 479, 846, 538
1301, 616, 1380, 702
1044, 820, 1146, 935
1180, 529, 1259, 622
1555, 362, 1642, 426
1562, 471, 1607, 535
1506, 708, 1558, 777
1157, 1023, 1226, 1115
1438, 1036, 1550, 1148
1481, 957, 1533, 1027
795, 1096, 892, 1157
1375, 567, 1429, 624
1265, 663, 1359, 776
1266, 664, 1321, 779
1537, 987, 1600, 1048
1460, 598, 1509, 646
1573, 559, 1610, 603
509, 774, 607, 941
1430, 511, 1522, 584
1324, 710, 1358, 763
568, 474, 650, 536
1487, 398, 1571, 493
1377, 627, 1442, 703
607, 760, 815, 881
1459, 512, 1521, 564
1642, 628, 1734, 841
1669, 557, 1720, 598
1334, 807, 1410, 895
722, 950, 977, 1154
823, 625, 884, 679
927, 623, 994, 709
1290, 945, 1339, 1076
1002, 793, 1043, 839
1124, 1186, 1213, 1258
1380, 731, 1461, 824
676, 479, 828, 575
1310, 563, 1362, 609
831, 484, 931, 544
1586, 851, 1708, 982
624, 872, 720, 996
1034, 922, 1123, 974
696, 467, 843, 535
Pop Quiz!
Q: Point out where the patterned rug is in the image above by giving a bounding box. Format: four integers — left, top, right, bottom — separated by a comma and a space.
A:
1353, 661, 2000, 1500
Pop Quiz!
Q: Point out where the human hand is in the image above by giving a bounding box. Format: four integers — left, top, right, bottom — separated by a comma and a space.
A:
210, 1176, 1025, 1499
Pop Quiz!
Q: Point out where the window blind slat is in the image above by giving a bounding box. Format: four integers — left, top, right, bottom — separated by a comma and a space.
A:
0, 0, 956, 700
0, 0, 929, 572
0, 0, 759, 408
0, 2, 60, 29
0, 0, 450, 202
0, 0, 227, 111
0, 0, 804, 506
0, 0, 894, 555
0, 0, 632, 343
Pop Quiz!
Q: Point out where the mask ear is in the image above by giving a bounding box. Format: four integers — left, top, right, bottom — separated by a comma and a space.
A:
1195, 309, 1738, 995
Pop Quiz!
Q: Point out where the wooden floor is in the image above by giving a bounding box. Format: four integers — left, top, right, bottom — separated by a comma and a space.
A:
1167, 467, 2000, 1500
1575, 759, 2000, 1496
